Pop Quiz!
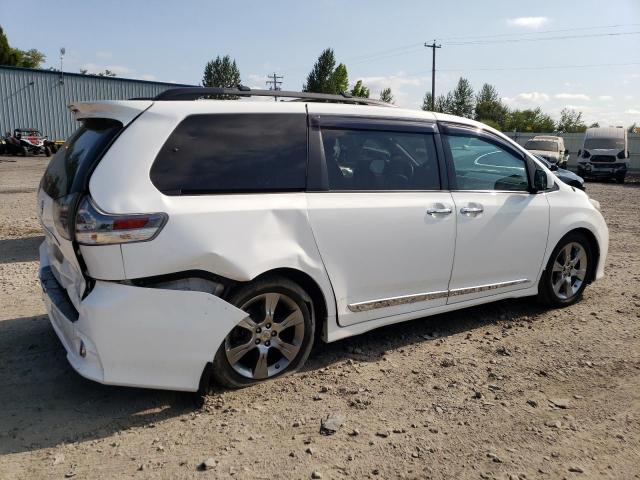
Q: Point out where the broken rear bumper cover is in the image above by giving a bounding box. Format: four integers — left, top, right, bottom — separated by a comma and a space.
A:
39, 243, 248, 391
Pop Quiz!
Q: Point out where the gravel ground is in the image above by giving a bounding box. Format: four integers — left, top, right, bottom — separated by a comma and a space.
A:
0, 156, 639, 480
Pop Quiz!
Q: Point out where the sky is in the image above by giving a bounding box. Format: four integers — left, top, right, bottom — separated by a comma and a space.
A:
1, 0, 639, 126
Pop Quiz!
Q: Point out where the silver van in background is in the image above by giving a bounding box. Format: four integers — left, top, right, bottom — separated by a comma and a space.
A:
577, 127, 629, 183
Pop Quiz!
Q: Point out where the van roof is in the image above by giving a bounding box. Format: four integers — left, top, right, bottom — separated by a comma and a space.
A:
585, 127, 626, 139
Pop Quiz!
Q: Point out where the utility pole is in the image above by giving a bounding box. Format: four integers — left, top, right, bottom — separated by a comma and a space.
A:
424, 40, 441, 111
265, 73, 283, 101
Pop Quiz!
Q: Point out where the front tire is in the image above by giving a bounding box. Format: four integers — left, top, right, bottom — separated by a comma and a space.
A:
211, 276, 315, 388
538, 232, 593, 307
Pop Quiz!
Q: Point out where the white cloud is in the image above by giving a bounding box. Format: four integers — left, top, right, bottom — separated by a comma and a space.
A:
597, 95, 613, 101
95, 51, 113, 60
625, 109, 640, 115
503, 92, 550, 105
506, 16, 550, 29
555, 93, 590, 101
138, 74, 156, 81
356, 72, 428, 105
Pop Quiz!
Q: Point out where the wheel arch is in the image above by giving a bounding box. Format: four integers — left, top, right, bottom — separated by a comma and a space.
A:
549, 227, 600, 284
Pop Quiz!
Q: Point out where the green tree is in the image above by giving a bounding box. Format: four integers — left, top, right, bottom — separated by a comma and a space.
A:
304, 48, 337, 93
557, 108, 586, 133
12, 48, 45, 68
589, 122, 600, 128
628, 123, 638, 133
0, 27, 45, 68
379, 87, 394, 104
202, 55, 242, 99
450, 77, 474, 118
474, 83, 508, 129
331, 63, 349, 94
504, 107, 555, 133
350, 80, 370, 98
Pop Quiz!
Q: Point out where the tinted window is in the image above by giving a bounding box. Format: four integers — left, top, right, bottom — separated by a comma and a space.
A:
150, 114, 307, 194
524, 140, 557, 152
321, 129, 440, 190
41, 118, 122, 199
447, 134, 529, 191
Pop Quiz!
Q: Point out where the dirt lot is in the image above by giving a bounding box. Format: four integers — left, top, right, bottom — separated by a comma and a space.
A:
0, 156, 638, 480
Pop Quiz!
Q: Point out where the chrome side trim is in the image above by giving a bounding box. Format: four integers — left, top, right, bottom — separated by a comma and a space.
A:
347, 290, 448, 312
448, 279, 529, 297
346, 279, 530, 312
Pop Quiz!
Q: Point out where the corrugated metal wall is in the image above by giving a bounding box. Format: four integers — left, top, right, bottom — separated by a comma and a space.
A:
505, 131, 640, 172
0, 66, 193, 140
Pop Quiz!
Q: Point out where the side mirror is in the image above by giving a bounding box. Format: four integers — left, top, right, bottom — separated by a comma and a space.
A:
549, 163, 559, 171
533, 169, 547, 192
564, 149, 570, 155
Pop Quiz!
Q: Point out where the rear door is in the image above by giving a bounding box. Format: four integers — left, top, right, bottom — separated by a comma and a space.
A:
306, 111, 456, 326
441, 124, 549, 303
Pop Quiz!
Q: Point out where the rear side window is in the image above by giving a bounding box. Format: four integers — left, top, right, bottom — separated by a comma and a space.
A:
321, 129, 440, 190
150, 114, 307, 195
41, 118, 122, 199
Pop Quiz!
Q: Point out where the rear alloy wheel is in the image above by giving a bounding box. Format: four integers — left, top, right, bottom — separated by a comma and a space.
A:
211, 276, 314, 388
538, 233, 592, 307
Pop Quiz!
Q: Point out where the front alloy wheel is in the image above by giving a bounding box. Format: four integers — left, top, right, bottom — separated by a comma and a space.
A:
539, 233, 593, 307
211, 276, 315, 388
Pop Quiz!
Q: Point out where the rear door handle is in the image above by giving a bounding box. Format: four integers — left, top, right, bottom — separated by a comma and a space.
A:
460, 206, 484, 215
426, 205, 452, 216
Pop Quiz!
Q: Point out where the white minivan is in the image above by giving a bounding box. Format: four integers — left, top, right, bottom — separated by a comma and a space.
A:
577, 127, 629, 183
38, 87, 609, 391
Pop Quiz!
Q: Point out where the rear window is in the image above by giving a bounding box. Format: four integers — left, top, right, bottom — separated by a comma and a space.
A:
150, 114, 307, 195
524, 140, 557, 152
41, 118, 122, 199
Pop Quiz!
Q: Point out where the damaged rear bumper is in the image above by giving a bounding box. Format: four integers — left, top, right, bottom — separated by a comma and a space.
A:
39, 243, 248, 391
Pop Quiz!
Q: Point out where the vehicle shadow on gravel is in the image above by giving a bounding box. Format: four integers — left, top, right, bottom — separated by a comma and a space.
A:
0, 297, 549, 456
0, 314, 193, 456
0, 236, 44, 264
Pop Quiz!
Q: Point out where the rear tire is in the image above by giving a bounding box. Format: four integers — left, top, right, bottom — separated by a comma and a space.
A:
44, 146, 51, 157
615, 175, 625, 184
538, 232, 593, 308
211, 276, 315, 389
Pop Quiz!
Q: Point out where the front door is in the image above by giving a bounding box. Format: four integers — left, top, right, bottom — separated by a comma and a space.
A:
442, 126, 549, 303
306, 113, 456, 326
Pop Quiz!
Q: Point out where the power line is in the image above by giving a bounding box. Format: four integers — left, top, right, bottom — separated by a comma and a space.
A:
407, 61, 640, 76
436, 22, 640, 41
447, 30, 640, 46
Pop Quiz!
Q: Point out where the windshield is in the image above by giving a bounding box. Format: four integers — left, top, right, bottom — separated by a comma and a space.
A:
41, 118, 122, 199
584, 138, 624, 150
524, 140, 557, 152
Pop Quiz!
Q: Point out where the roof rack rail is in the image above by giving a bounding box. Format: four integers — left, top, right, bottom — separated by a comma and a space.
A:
153, 86, 395, 107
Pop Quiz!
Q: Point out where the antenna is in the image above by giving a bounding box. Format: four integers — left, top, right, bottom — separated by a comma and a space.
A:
59, 47, 66, 84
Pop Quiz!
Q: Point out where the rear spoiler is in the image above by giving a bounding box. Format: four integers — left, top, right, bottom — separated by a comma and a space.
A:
68, 100, 153, 127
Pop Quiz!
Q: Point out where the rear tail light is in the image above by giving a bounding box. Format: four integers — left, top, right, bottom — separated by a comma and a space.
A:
53, 194, 79, 240
582, 150, 591, 159
617, 150, 626, 159
75, 196, 167, 245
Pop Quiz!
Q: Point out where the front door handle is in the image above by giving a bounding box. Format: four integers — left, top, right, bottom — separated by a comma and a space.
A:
460, 205, 484, 215
426, 205, 452, 216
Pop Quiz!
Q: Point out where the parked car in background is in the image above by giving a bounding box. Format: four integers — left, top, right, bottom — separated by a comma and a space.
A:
577, 127, 629, 183
38, 88, 608, 392
524, 135, 569, 168
3, 128, 53, 156
532, 154, 585, 190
